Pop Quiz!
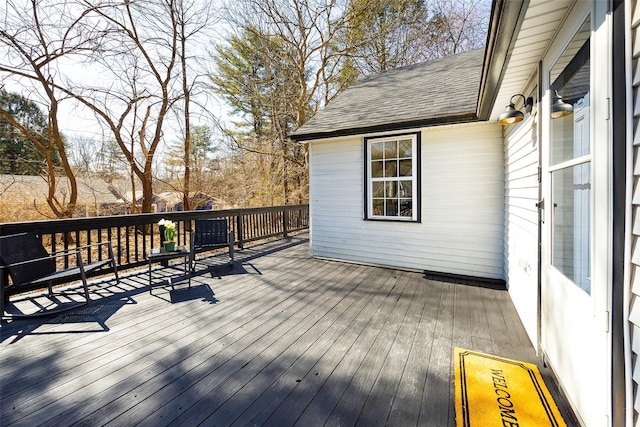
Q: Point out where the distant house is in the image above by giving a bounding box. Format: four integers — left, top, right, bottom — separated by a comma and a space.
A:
0, 174, 127, 219
132, 191, 224, 212
292, 1, 633, 425
187, 192, 225, 211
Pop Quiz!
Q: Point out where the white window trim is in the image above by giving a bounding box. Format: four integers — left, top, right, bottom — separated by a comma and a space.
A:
364, 132, 420, 222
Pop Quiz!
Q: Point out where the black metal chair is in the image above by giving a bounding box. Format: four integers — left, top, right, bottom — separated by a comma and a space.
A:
0, 232, 119, 318
190, 219, 234, 271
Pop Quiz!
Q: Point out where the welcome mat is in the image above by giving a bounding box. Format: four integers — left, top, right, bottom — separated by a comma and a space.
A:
454, 348, 566, 427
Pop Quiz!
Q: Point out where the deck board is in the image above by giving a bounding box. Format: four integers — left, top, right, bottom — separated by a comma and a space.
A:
322, 271, 413, 427
355, 272, 429, 426
249, 267, 398, 427
152, 262, 364, 427
419, 280, 455, 427
0, 235, 578, 426
211, 265, 379, 426
386, 277, 441, 427
85, 257, 332, 426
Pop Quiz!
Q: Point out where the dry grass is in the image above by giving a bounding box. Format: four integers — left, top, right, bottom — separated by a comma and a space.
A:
0, 203, 53, 222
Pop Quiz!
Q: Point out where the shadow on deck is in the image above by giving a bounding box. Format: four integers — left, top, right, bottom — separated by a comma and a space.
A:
0, 234, 577, 426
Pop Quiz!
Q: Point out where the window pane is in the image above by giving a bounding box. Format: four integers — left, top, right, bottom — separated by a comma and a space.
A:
399, 139, 412, 158
385, 181, 397, 197
384, 160, 397, 177
373, 199, 384, 216
399, 199, 412, 217
371, 160, 384, 178
386, 199, 398, 216
384, 141, 397, 159
552, 163, 591, 293
399, 159, 412, 177
550, 18, 590, 165
399, 181, 412, 197
372, 182, 384, 197
371, 142, 384, 160
550, 93, 590, 164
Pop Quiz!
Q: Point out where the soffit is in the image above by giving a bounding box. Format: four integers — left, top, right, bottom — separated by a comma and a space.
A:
489, 0, 573, 121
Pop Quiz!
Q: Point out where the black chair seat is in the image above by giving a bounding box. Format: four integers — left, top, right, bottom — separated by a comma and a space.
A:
0, 232, 119, 318
190, 219, 234, 271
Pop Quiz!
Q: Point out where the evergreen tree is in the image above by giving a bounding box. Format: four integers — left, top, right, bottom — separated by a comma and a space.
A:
165, 125, 218, 180
0, 90, 61, 175
211, 28, 305, 205
340, 0, 430, 77
338, 0, 490, 81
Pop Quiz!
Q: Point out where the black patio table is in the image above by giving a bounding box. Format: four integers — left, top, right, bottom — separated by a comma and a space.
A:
148, 246, 191, 294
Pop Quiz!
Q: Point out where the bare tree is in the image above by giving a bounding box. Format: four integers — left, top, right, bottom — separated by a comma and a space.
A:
0, 0, 106, 217
428, 0, 490, 57
67, 135, 98, 175
227, 0, 354, 125
62, 0, 183, 213
67, 134, 127, 183
213, 0, 489, 207
175, 0, 216, 211
1, 0, 219, 216
337, 0, 490, 80
162, 124, 221, 205
216, 0, 354, 204
339, 0, 431, 78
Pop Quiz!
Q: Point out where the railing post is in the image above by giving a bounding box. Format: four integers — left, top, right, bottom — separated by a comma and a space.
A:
283, 207, 288, 238
237, 213, 244, 249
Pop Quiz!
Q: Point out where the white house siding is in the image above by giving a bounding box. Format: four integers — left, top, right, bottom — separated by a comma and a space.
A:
308, 123, 505, 280
629, 0, 640, 423
503, 115, 540, 347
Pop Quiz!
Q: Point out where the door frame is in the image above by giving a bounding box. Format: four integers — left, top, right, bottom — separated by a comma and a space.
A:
610, 0, 629, 424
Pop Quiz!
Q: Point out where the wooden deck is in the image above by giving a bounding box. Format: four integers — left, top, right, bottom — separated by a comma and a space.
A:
0, 234, 577, 426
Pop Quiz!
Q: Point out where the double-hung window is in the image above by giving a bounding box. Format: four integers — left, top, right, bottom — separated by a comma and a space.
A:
365, 133, 420, 221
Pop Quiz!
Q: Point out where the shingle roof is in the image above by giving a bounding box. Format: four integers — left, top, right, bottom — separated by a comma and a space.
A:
0, 174, 125, 205
291, 48, 484, 141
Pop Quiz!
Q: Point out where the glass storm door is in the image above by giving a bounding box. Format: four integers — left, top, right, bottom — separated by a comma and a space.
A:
541, 14, 609, 426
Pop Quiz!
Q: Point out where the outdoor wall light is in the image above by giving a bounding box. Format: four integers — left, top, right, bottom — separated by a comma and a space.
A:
550, 90, 574, 119
497, 94, 534, 125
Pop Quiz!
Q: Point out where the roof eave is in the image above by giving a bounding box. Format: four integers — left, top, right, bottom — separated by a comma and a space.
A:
477, 0, 529, 121
290, 113, 479, 142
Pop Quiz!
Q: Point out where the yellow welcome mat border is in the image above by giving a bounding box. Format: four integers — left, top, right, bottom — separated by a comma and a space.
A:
454, 347, 567, 427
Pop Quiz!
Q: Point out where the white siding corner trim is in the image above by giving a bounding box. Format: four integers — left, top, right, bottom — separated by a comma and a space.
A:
628, 0, 640, 425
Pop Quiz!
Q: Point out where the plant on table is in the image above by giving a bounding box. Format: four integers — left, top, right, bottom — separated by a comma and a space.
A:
158, 218, 176, 244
